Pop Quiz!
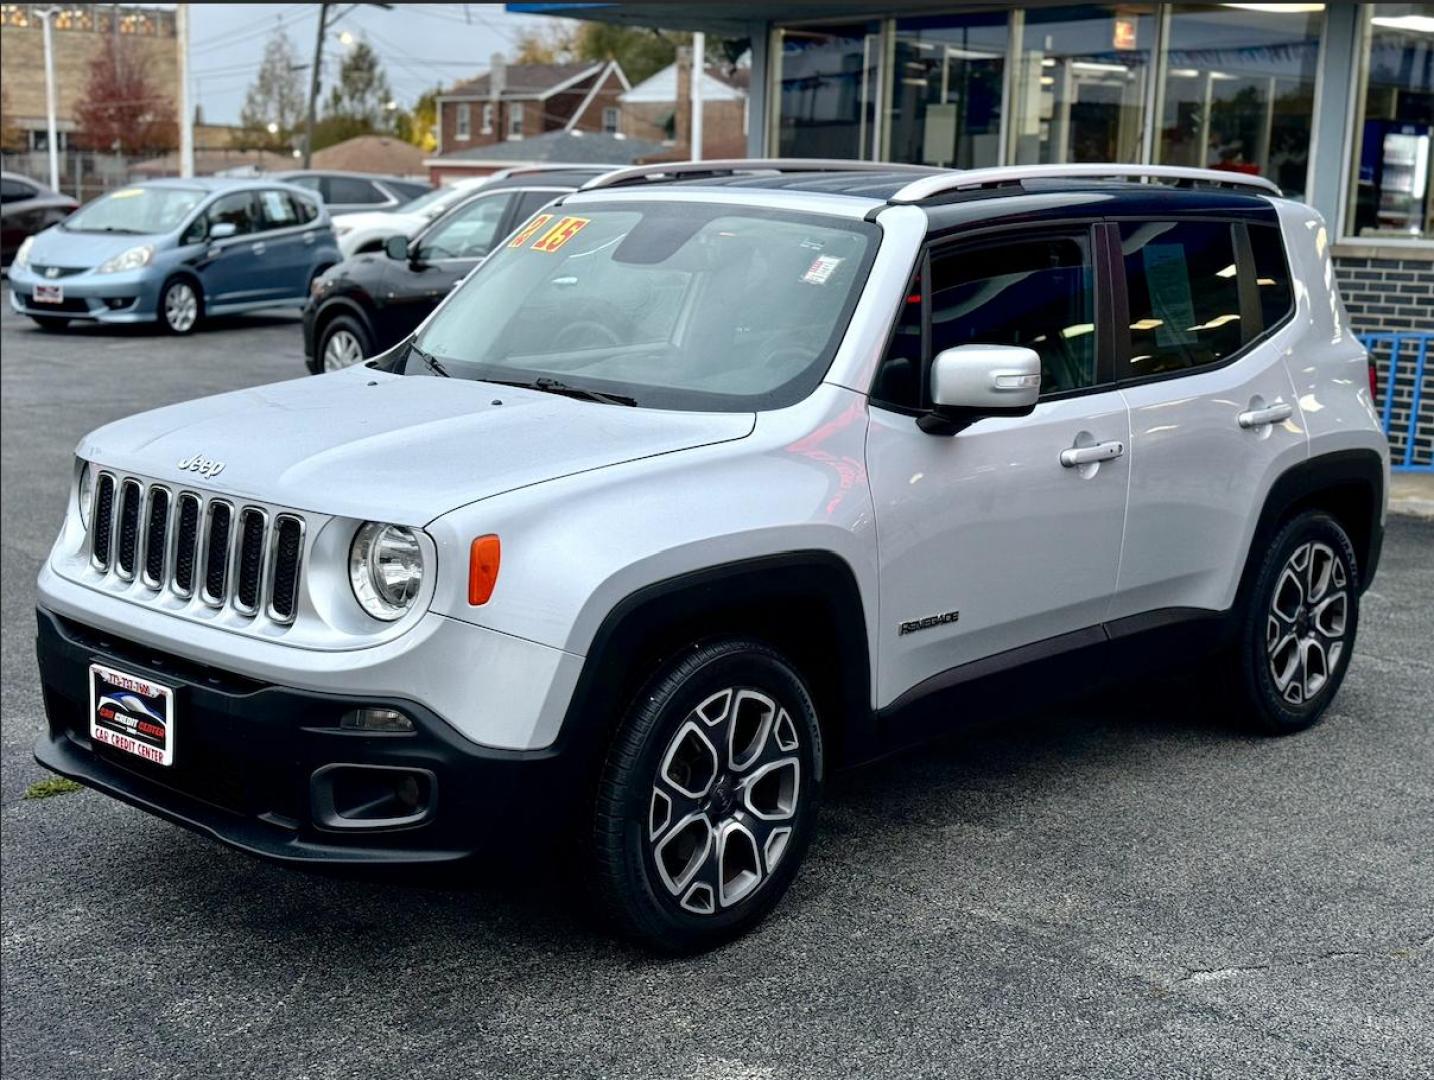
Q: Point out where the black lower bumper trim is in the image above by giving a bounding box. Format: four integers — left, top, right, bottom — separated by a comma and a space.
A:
34, 607, 576, 865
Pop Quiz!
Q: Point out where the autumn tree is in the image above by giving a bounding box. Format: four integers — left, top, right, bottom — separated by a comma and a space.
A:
395, 89, 438, 153
238, 30, 305, 151
513, 22, 734, 85
74, 35, 176, 153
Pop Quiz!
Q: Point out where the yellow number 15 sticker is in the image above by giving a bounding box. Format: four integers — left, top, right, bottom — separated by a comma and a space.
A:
530, 215, 590, 253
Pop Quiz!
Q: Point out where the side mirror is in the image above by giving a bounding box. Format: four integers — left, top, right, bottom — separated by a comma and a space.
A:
209, 221, 237, 241
384, 233, 409, 261
919, 344, 1042, 435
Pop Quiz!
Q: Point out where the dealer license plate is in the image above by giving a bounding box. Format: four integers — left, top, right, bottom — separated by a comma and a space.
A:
89, 662, 175, 766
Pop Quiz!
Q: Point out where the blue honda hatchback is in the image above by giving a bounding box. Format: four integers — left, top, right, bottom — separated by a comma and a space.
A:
8, 177, 340, 334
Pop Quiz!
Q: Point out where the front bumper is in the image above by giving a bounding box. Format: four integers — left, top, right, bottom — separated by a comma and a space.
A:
35, 608, 579, 865
9, 264, 158, 323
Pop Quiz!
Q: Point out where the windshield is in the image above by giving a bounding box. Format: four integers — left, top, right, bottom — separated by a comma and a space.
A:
407, 201, 877, 411
65, 185, 204, 234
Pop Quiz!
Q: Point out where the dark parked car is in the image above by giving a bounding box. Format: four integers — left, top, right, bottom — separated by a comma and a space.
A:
1, 171, 77, 268
273, 170, 430, 215
303, 167, 608, 373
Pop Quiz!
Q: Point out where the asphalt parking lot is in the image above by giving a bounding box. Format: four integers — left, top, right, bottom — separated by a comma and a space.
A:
1, 300, 1430, 1080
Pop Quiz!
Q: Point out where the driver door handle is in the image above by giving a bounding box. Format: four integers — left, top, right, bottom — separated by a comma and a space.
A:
1060, 441, 1125, 468
251, 241, 267, 255
1237, 403, 1294, 429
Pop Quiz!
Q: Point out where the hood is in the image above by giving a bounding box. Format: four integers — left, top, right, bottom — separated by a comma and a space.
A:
334, 210, 424, 234
77, 368, 755, 526
31, 226, 162, 269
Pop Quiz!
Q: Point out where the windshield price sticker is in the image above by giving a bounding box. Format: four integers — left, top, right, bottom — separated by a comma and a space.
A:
531, 216, 591, 253
508, 213, 554, 249
802, 254, 843, 285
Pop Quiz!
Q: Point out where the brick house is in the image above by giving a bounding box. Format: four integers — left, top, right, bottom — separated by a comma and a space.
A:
435, 60, 629, 159
620, 58, 748, 160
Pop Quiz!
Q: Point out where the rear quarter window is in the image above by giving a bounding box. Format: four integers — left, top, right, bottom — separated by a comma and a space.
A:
1247, 224, 1294, 333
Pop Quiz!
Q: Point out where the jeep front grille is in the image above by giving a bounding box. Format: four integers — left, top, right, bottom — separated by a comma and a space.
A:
88, 472, 304, 625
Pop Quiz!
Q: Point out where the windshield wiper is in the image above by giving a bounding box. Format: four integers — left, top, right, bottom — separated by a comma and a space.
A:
496, 376, 636, 407
406, 341, 450, 378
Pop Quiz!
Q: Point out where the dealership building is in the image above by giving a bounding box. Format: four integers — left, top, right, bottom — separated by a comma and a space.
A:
518, 3, 1431, 332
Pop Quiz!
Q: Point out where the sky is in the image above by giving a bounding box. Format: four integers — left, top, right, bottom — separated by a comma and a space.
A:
185, 3, 559, 124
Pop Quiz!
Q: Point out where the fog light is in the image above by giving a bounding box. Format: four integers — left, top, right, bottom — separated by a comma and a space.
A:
340, 707, 414, 732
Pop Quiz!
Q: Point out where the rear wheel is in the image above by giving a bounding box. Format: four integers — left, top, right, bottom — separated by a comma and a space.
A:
159, 277, 201, 335
1226, 511, 1360, 734
317, 314, 372, 373
593, 639, 823, 952
29, 315, 69, 332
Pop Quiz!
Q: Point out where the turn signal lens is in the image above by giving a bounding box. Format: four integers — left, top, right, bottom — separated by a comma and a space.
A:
468, 534, 500, 606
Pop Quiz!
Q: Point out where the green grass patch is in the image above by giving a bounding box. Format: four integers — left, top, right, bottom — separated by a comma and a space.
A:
24, 777, 84, 800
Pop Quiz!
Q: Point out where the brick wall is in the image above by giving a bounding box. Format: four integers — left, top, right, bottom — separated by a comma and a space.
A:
1333, 245, 1434, 469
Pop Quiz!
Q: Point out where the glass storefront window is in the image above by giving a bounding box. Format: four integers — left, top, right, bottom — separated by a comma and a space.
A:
1011, 4, 1155, 165
1158, 5, 1322, 200
1348, 4, 1434, 239
889, 12, 1008, 168
775, 22, 883, 160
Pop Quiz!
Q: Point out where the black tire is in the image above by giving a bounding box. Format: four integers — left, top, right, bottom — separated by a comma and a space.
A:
1226, 511, 1360, 735
312, 313, 372, 374
29, 315, 69, 331
593, 639, 823, 953
158, 276, 202, 335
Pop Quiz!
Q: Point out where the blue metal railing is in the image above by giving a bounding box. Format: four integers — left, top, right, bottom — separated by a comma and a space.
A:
1361, 331, 1433, 474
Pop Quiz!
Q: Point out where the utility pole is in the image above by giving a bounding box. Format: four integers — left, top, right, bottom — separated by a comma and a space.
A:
690, 30, 704, 162
303, 2, 329, 167
177, 3, 194, 177
37, 7, 60, 190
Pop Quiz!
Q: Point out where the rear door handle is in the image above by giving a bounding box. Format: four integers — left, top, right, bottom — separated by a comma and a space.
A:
251, 241, 267, 255
1237, 403, 1294, 429
303, 232, 316, 245
1060, 441, 1125, 468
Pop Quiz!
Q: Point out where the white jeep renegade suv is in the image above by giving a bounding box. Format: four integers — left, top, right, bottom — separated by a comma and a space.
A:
35, 161, 1389, 951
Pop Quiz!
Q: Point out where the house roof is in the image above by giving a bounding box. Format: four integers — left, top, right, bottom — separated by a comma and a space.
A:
310, 135, 426, 176
444, 62, 606, 101
428, 129, 665, 167
620, 63, 747, 105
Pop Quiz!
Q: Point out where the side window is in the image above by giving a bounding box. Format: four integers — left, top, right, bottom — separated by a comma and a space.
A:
1247, 224, 1293, 333
420, 193, 514, 259
1, 178, 37, 203
1121, 220, 1243, 376
290, 192, 319, 224
930, 232, 1098, 397
325, 176, 386, 205
512, 188, 560, 222
206, 192, 256, 236
257, 189, 299, 230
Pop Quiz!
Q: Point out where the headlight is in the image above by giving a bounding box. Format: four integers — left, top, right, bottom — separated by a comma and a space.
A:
77, 459, 94, 530
96, 244, 154, 274
14, 236, 34, 268
349, 522, 423, 621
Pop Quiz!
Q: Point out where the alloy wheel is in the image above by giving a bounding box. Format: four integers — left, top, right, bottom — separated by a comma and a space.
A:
164, 282, 197, 333
1267, 541, 1349, 706
323, 328, 365, 371
648, 687, 802, 916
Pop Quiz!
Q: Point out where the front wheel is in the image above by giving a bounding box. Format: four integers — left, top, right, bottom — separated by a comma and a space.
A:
593, 640, 823, 952
316, 314, 372, 373
1228, 511, 1360, 734
159, 277, 201, 335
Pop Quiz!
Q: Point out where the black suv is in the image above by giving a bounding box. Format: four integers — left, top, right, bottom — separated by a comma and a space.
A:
302, 168, 610, 373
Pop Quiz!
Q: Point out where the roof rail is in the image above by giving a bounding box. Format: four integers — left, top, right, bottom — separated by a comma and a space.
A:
889, 164, 1282, 203
580, 158, 937, 191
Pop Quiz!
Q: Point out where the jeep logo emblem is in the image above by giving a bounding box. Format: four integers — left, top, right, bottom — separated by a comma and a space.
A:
177, 454, 225, 479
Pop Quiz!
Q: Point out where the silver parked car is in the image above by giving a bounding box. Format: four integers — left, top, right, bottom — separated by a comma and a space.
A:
34, 161, 1388, 951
